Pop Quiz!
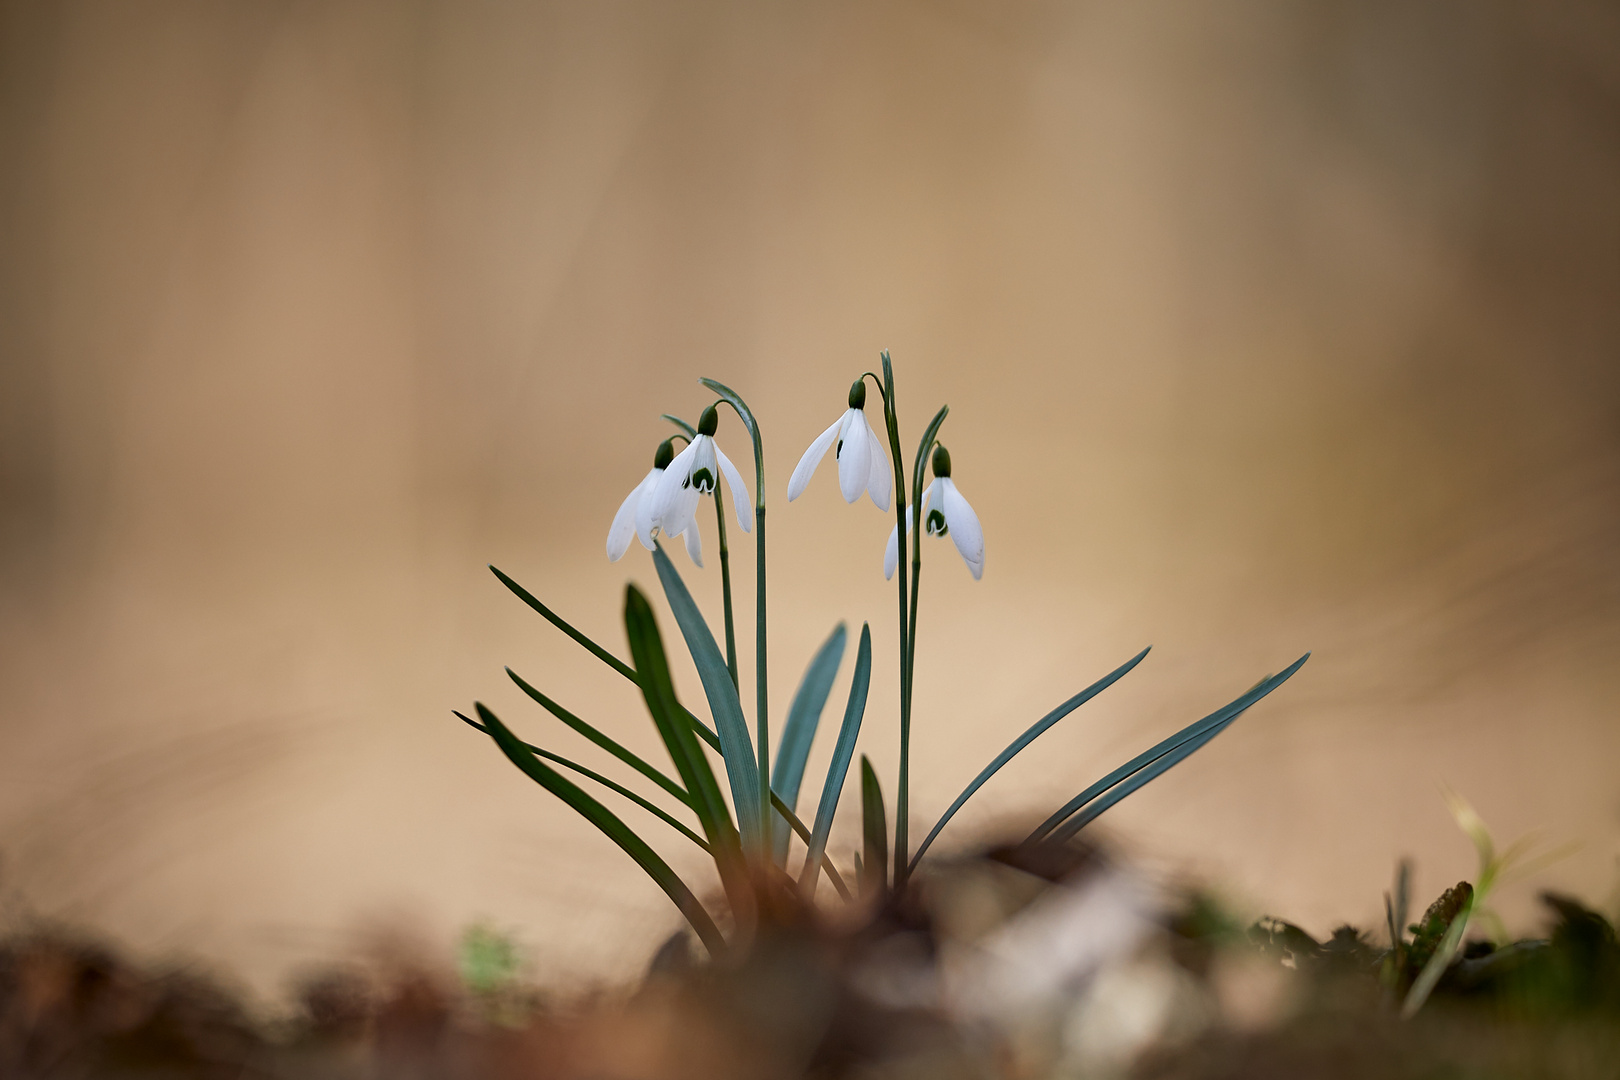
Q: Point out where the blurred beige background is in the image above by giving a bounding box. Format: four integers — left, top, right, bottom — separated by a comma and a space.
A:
2, 0, 1617, 999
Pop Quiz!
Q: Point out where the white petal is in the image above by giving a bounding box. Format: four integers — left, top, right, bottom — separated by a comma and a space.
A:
939, 478, 984, 580
864, 421, 892, 511
634, 468, 663, 550
650, 441, 701, 539
787, 418, 841, 501
714, 444, 754, 533
608, 469, 659, 560
691, 437, 718, 494
682, 517, 704, 568
837, 409, 870, 504
883, 506, 913, 581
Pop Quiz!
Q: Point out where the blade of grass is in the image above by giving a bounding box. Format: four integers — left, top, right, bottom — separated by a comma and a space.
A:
798, 624, 871, 898
771, 623, 847, 862
861, 755, 888, 900
504, 668, 691, 807
908, 646, 1150, 871
1028, 653, 1310, 846
1402, 893, 1474, 1018
455, 711, 707, 852
476, 702, 724, 955
652, 544, 764, 859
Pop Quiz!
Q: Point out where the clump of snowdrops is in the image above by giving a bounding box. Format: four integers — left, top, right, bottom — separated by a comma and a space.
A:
457, 353, 1308, 954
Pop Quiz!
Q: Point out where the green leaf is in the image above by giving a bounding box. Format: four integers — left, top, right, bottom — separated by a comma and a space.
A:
623, 585, 747, 902
661, 413, 698, 438
454, 711, 707, 852
770, 623, 847, 862
860, 755, 888, 900
1029, 653, 1310, 846
504, 668, 691, 807
698, 377, 764, 500
908, 646, 1150, 870
651, 545, 764, 858
1402, 883, 1474, 1018
491, 565, 636, 680
490, 564, 724, 749
490, 564, 834, 886
474, 702, 725, 955
798, 624, 871, 897
910, 404, 950, 514
1047, 707, 1236, 844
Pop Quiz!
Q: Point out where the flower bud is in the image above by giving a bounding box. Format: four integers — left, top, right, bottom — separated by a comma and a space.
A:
654, 439, 676, 471
848, 379, 867, 410
698, 404, 720, 436
931, 444, 952, 478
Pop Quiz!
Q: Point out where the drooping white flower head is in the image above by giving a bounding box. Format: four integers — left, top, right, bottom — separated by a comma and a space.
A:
787, 378, 892, 511
607, 438, 704, 566
646, 405, 754, 562
884, 444, 983, 580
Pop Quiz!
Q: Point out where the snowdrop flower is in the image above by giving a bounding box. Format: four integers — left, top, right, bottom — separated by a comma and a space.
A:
607, 439, 705, 566
884, 444, 983, 580
787, 379, 892, 510
647, 405, 753, 562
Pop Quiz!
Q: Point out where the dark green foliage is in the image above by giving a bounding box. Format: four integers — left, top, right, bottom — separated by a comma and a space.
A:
474, 702, 725, 955
651, 546, 764, 856
1404, 881, 1473, 985
772, 623, 847, 863
799, 625, 871, 897
859, 757, 887, 900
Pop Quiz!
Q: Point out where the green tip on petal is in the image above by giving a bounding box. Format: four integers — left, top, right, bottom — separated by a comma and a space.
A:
931, 443, 952, 478
654, 439, 676, 470
848, 379, 867, 410
698, 404, 719, 436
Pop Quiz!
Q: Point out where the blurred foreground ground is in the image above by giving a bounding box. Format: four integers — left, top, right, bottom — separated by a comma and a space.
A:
1, 0, 1618, 999
3, 840, 1618, 1079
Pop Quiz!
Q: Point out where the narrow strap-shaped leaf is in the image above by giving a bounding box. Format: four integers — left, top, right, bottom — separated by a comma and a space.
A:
699, 376, 770, 852
697, 378, 764, 504
661, 413, 698, 438
623, 585, 746, 892
475, 703, 725, 955
1046, 707, 1240, 844
455, 711, 708, 852
490, 564, 833, 885
1027, 653, 1310, 846
651, 545, 764, 857
910, 404, 951, 515
776, 789, 852, 901
908, 646, 1151, 870
492, 565, 637, 679
860, 755, 888, 900
505, 668, 691, 807
490, 565, 726, 747
770, 623, 847, 862
798, 624, 871, 897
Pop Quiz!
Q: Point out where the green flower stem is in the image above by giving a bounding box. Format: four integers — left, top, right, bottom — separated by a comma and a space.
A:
699, 378, 771, 863
877, 353, 910, 894
714, 494, 739, 689
755, 506, 769, 850
896, 402, 949, 892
